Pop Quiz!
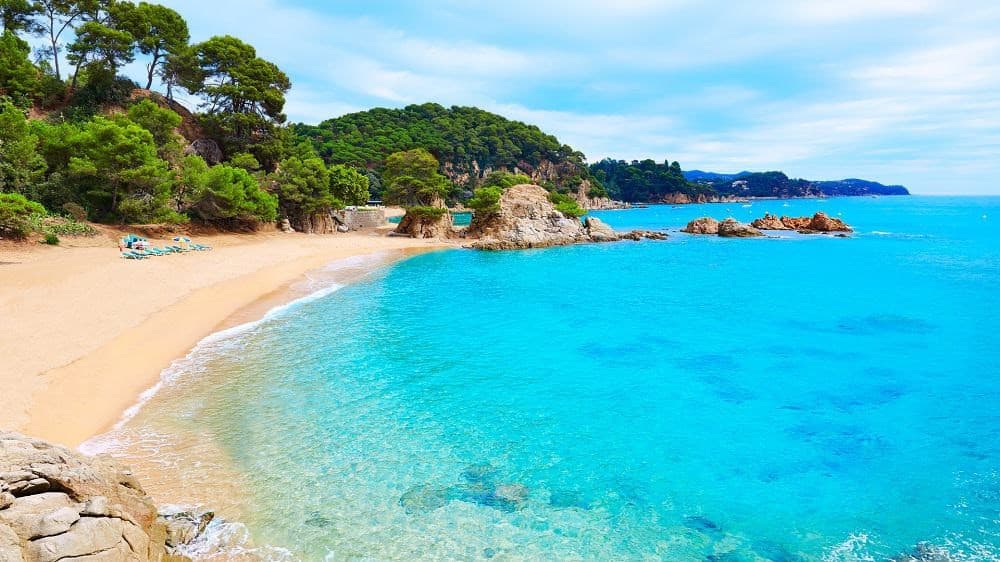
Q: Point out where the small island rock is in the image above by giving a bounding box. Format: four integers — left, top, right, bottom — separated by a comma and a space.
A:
718, 218, 764, 238
681, 217, 720, 234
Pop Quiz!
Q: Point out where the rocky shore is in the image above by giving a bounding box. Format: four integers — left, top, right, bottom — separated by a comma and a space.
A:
465, 184, 665, 250
0, 433, 224, 562
682, 212, 852, 238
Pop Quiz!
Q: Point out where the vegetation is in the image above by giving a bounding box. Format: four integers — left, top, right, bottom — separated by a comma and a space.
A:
0, 192, 44, 238
382, 148, 451, 207
589, 158, 707, 202
465, 186, 502, 215
548, 191, 586, 218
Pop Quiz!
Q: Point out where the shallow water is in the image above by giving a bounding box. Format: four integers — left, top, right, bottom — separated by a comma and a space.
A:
95, 196, 1000, 561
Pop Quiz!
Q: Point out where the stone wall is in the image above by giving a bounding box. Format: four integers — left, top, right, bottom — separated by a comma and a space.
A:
332, 208, 387, 230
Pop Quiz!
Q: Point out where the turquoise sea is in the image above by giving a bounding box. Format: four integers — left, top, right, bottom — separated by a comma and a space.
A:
91, 196, 1000, 561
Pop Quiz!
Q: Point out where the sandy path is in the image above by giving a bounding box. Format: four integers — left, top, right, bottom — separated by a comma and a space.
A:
0, 229, 453, 447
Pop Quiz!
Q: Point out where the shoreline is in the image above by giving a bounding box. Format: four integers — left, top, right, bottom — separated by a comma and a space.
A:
1, 230, 455, 448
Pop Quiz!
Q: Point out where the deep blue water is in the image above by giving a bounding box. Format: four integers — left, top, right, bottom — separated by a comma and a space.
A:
108, 196, 999, 561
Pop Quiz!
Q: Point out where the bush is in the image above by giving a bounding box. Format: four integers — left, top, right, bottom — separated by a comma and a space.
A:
466, 186, 502, 216
482, 171, 533, 190
0, 193, 45, 239
548, 192, 586, 218
43, 233, 59, 245
405, 205, 448, 219
62, 202, 88, 222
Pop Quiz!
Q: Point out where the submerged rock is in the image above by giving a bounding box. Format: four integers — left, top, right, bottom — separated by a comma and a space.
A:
683, 515, 722, 535
0, 431, 179, 562
718, 218, 764, 238
621, 230, 668, 241
890, 543, 961, 561
681, 217, 720, 234
398, 485, 450, 514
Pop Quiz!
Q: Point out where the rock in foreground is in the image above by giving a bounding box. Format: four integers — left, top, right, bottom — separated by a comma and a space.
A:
0, 432, 180, 562
467, 184, 591, 249
717, 218, 764, 238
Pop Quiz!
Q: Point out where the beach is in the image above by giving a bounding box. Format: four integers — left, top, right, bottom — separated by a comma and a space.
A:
0, 226, 452, 449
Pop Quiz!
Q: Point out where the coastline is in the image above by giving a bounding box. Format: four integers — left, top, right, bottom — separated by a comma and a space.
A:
0, 229, 454, 449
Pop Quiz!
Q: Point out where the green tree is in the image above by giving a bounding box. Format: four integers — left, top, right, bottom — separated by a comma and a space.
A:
188, 163, 276, 225
120, 2, 188, 90
171, 153, 207, 210
328, 164, 368, 206
382, 148, 450, 206
482, 171, 532, 189
181, 35, 290, 158
0, 0, 39, 34
548, 191, 586, 218
126, 98, 181, 155
36, 0, 88, 80
0, 30, 40, 106
67, 20, 135, 90
270, 156, 334, 226
65, 116, 172, 221
0, 100, 46, 195
466, 185, 502, 216
0, 192, 45, 238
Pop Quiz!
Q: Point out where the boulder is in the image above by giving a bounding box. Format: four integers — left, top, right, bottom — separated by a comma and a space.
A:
750, 212, 790, 230
779, 216, 812, 230
807, 212, 852, 232
468, 184, 588, 249
182, 139, 222, 165
583, 217, 620, 242
621, 230, 668, 241
394, 208, 454, 239
0, 432, 185, 562
717, 218, 764, 238
278, 218, 294, 233
681, 217, 720, 234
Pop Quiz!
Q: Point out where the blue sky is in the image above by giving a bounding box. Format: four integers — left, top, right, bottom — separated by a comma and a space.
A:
157, 0, 1000, 194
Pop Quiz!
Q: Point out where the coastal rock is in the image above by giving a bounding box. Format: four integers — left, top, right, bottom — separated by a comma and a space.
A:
807, 212, 852, 232
584, 217, 620, 242
278, 218, 294, 233
750, 212, 790, 230
621, 230, 668, 241
468, 184, 588, 249
717, 218, 764, 238
779, 216, 812, 230
0, 431, 183, 562
681, 217, 720, 234
394, 205, 454, 239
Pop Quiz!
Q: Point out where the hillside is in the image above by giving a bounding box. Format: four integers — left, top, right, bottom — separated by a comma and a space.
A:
292, 103, 598, 193
684, 171, 910, 197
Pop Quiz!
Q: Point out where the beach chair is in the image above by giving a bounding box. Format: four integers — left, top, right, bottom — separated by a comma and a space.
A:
121, 252, 144, 260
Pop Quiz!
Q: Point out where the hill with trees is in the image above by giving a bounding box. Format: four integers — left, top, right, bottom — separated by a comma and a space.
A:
292, 104, 604, 200
685, 171, 910, 198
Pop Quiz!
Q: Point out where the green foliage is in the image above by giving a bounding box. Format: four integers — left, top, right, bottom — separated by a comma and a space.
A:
61, 201, 87, 221
45, 217, 96, 236
42, 232, 58, 244
382, 148, 451, 206
482, 171, 532, 190
119, 2, 189, 90
466, 186, 502, 216
227, 152, 260, 171
328, 164, 369, 206
65, 115, 172, 222
404, 205, 448, 219
188, 163, 276, 225
0, 31, 40, 106
181, 35, 290, 160
0, 0, 40, 34
126, 98, 181, 147
548, 191, 586, 218
0, 100, 46, 194
0, 192, 44, 238
293, 103, 585, 180
589, 158, 704, 202
270, 156, 337, 225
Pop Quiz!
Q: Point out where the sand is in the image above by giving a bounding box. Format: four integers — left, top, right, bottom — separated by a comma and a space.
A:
0, 227, 454, 448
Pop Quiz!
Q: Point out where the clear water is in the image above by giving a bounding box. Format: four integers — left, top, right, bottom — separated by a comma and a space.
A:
388, 211, 472, 225
98, 197, 1000, 561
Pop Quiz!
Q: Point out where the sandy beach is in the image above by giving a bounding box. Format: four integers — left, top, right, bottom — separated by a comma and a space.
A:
0, 226, 453, 448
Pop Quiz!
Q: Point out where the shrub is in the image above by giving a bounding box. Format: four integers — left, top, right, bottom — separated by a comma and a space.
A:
62, 202, 88, 222
466, 186, 502, 216
482, 171, 533, 190
0, 193, 45, 239
548, 192, 586, 218
43, 233, 59, 245
405, 205, 448, 219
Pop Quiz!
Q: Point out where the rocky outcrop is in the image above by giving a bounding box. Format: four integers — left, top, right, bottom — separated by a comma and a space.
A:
468, 184, 587, 249
620, 230, 668, 241
681, 217, 720, 234
583, 217, 620, 242
0, 432, 181, 562
717, 218, 764, 238
394, 208, 454, 239
749, 212, 852, 233
750, 212, 790, 230
657, 193, 744, 205
805, 211, 852, 232
182, 139, 222, 165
